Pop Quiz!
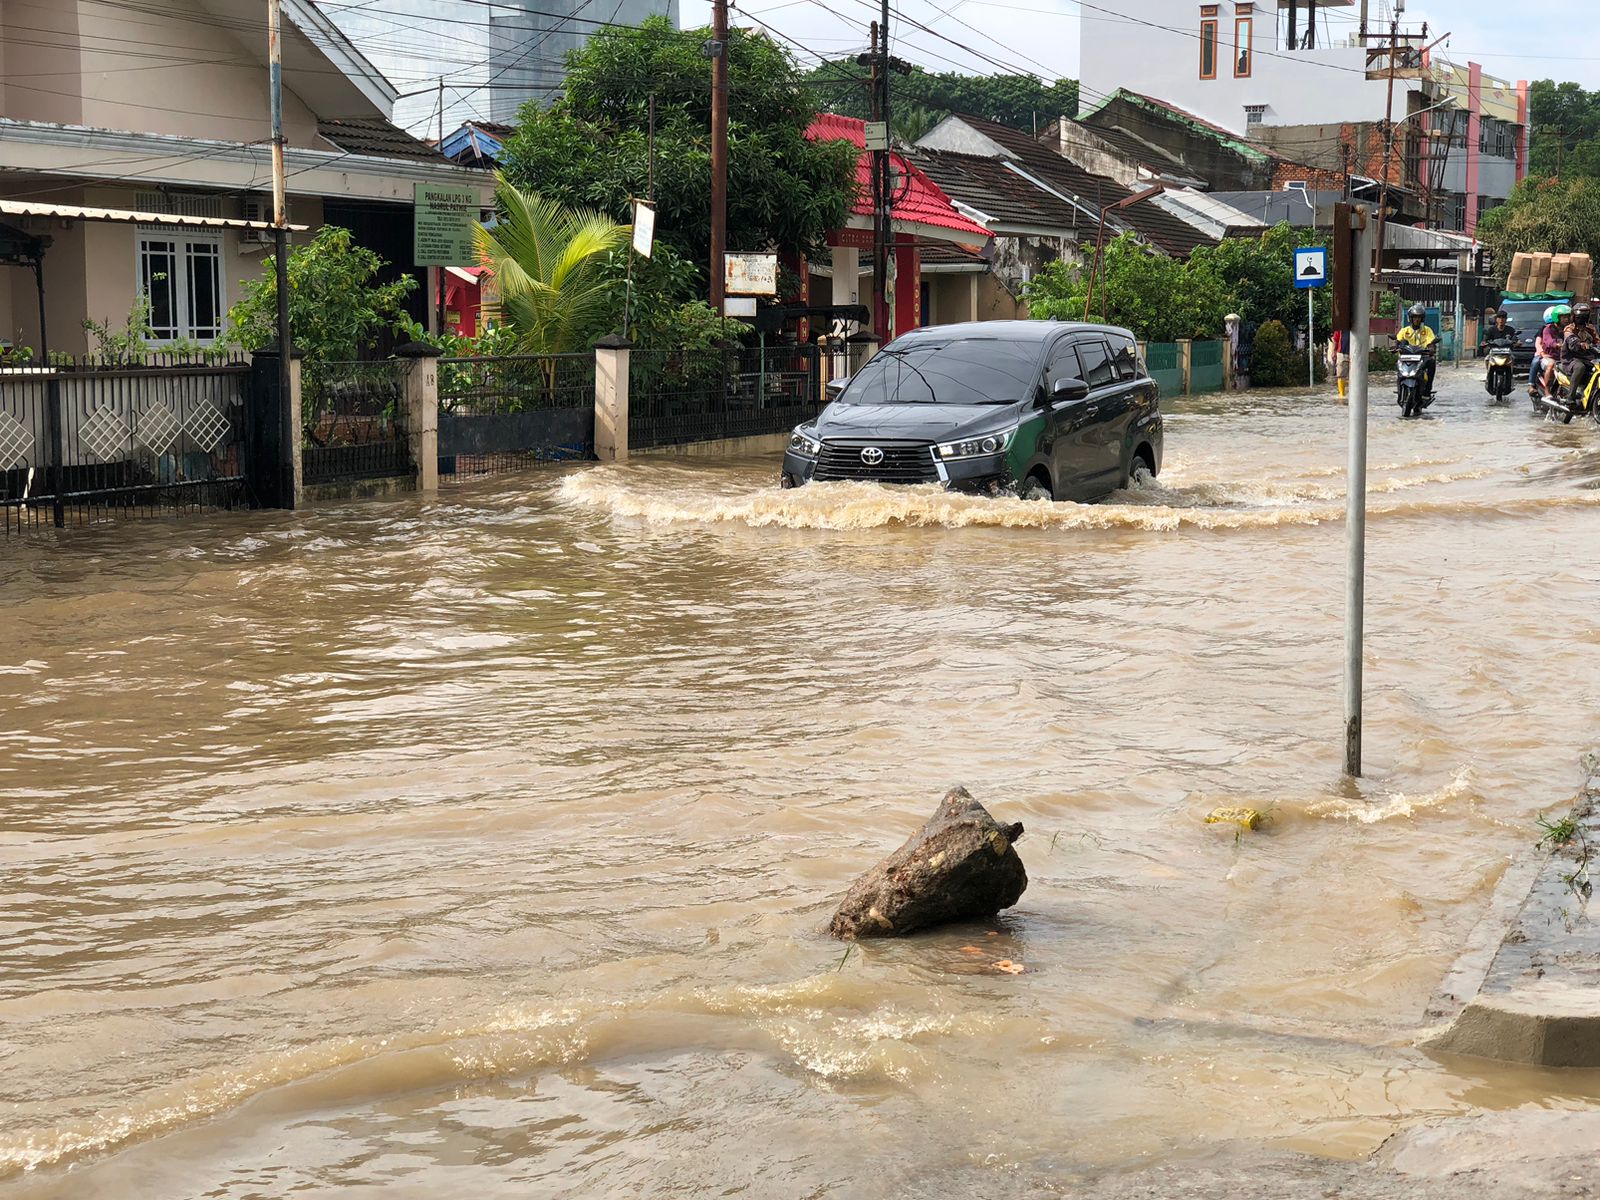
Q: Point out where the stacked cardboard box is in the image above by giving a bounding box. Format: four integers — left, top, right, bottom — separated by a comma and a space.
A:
1506, 251, 1594, 298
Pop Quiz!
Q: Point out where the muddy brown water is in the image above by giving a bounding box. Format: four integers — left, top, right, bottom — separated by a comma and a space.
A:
5, 376, 1600, 1197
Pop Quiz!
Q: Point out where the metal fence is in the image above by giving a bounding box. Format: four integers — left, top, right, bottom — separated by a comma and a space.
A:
302, 360, 411, 485
1190, 339, 1225, 393
629, 345, 823, 450
1145, 342, 1184, 397
1, 355, 250, 534
437, 353, 594, 481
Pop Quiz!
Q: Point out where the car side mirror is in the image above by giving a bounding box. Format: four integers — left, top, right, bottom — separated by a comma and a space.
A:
825, 376, 849, 399
1051, 376, 1090, 403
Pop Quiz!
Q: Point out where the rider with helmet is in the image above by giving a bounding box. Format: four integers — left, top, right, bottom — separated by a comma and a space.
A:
1395, 303, 1439, 397
1533, 304, 1571, 399
1562, 302, 1600, 397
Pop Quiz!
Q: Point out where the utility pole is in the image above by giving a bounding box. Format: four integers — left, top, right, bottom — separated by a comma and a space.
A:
709, 0, 729, 314
437, 77, 447, 336
878, 0, 893, 341
268, 0, 292, 508
1369, 22, 1395, 289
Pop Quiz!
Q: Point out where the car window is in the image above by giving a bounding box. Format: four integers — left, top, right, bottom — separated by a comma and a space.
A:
1107, 333, 1141, 381
847, 336, 1043, 405
1044, 339, 1081, 386
1075, 338, 1115, 388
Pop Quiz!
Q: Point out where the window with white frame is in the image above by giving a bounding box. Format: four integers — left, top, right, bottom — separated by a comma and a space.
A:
137, 230, 223, 342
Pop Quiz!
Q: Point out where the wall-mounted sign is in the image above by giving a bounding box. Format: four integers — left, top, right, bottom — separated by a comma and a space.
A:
413, 183, 478, 266
725, 252, 778, 296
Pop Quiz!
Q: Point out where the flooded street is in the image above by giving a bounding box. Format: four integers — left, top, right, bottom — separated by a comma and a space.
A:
6, 370, 1600, 1197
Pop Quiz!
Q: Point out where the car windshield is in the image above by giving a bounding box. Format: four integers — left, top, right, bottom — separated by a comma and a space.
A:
1499, 302, 1547, 333
844, 337, 1037, 405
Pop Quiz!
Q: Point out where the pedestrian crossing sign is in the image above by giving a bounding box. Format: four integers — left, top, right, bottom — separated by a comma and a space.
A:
1294, 247, 1329, 288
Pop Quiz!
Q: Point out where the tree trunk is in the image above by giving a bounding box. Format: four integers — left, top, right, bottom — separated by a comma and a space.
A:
828, 787, 1028, 939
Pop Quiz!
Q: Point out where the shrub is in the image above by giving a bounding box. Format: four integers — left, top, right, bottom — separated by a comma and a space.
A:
1249, 319, 1295, 387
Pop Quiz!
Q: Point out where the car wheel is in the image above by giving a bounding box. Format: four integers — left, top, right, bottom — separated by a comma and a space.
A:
1019, 478, 1051, 503
1128, 458, 1155, 488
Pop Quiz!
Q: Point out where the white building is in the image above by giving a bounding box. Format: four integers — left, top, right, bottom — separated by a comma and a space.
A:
324, 0, 679, 136
1079, 0, 1397, 134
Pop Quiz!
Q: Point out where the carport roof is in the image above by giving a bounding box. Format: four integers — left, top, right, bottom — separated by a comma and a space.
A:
0, 199, 309, 232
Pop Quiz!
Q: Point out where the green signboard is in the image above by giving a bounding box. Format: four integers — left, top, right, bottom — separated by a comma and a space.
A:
413, 182, 477, 266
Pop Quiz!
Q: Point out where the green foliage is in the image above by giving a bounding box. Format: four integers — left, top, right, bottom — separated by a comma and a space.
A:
502, 16, 857, 288
1476, 176, 1600, 284
83, 291, 157, 365
1249, 319, 1295, 387
1024, 235, 1222, 341
227, 226, 417, 362
1369, 344, 1397, 372
1528, 81, 1600, 180
1022, 223, 1329, 348
809, 61, 1078, 132
474, 175, 626, 354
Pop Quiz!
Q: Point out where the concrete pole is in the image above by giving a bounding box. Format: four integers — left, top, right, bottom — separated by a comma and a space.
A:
709, 0, 729, 313
268, 0, 294, 509
396, 343, 441, 493
1344, 205, 1373, 777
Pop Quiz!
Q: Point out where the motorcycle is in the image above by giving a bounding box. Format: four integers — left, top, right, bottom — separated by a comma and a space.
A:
1395, 348, 1436, 419
1540, 359, 1600, 425
1482, 339, 1517, 403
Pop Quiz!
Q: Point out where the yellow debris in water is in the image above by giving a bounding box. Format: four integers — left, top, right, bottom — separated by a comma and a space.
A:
1205, 806, 1265, 832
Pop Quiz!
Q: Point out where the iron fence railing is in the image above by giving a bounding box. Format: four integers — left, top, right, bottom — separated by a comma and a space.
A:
302, 360, 410, 485
436, 353, 595, 480
2, 355, 249, 534
629, 345, 822, 450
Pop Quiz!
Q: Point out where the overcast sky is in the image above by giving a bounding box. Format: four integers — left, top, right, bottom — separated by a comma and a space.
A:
679, 0, 1596, 93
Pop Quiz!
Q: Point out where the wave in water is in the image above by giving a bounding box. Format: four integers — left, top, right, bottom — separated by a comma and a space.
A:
558, 471, 1597, 533
0, 974, 1008, 1178
1199, 766, 1482, 829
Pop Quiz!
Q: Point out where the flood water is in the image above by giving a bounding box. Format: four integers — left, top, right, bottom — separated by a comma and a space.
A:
6, 372, 1600, 1197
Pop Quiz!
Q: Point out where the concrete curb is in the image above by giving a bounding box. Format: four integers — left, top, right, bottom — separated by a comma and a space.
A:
1422, 765, 1600, 1067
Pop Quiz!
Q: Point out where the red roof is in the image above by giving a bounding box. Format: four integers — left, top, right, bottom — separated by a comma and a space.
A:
807, 113, 992, 244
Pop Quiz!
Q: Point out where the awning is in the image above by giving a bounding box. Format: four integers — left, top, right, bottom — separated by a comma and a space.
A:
446, 266, 480, 283
0, 199, 309, 232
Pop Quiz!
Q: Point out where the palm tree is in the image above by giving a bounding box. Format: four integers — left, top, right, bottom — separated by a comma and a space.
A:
473, 174, 625, 356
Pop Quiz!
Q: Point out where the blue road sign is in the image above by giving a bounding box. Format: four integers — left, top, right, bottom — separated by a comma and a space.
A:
1294, 246, 1329, 289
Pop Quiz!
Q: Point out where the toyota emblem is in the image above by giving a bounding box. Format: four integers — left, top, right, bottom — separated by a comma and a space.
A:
860, 446, 885, 466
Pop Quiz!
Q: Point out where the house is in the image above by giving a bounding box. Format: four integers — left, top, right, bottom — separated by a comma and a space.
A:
440, 121, 517, 170
0, 0, 492, 355
803, 114, 993, 340
1077, 2, 1527, 236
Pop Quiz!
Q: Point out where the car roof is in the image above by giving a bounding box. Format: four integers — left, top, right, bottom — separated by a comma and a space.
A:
888, 320, 1134, 344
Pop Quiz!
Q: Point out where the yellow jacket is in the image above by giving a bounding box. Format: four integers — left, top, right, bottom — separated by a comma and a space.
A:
1397, 323, 1438, 349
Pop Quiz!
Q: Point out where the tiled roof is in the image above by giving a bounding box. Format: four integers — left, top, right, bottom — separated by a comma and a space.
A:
926, 115, 1217, 258
919, 241, 989, 267
806, 114, 992, 243
317, 117, 450, 163
1072, 120, 1197, 179
912, 149, 1094, 232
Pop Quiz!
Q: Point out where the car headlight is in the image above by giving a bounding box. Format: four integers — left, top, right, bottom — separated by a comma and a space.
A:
936, 426, 1016, 460
788, 429, 820, 459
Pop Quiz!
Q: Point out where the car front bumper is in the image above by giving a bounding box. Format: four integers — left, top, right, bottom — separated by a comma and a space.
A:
780, 448, 1014, 493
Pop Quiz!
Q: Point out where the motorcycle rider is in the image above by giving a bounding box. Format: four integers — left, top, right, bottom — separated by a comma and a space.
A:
1395, 303, 1439, 398
1562, 302, 1600, 399
1481, 308, 1517, 351
1532, 305, 1570, 399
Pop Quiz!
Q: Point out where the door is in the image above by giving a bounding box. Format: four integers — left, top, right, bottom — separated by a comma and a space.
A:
1068, 336, 1131, 496
1041, 337, 1099, 501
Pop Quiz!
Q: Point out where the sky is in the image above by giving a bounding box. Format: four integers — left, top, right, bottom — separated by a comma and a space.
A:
678, 0, 1600, 93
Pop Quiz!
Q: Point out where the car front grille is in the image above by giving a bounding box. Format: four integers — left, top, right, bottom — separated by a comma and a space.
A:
813, 439, 939, 483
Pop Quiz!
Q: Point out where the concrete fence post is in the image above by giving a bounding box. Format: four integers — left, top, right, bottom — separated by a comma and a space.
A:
594, 334, 632, 463
247, 345, 303, 510
1178, 338, 1193, 394
394, 341, 442, 493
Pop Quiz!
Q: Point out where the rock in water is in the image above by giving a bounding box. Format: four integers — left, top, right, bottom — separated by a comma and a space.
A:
828, 787, 1027, 939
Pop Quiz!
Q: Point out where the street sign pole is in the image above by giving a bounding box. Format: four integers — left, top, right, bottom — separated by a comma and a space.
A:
1343, 206, 1373, 777
1308, 287, 1316, 387
1295, 245, 1329, 390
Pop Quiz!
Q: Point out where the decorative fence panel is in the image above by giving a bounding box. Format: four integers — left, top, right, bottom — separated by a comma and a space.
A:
630, 345, 823, 451
1145, 342, 1184, 398
302, 360, 410, 485
2, 357, 249, 534
437, 353, 594, 481
1189, 339, 1225, 394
